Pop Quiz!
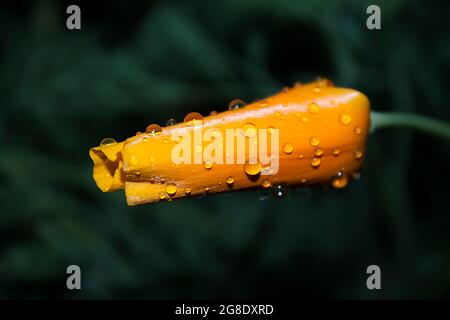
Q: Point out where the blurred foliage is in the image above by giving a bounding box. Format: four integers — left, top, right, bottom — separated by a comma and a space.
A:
0, 0, 449, 299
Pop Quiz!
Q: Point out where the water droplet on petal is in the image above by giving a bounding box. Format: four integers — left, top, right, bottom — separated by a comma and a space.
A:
185, 186, 192, 194
308, 102, 320, 114
262, 179, 271, 188
226, 176, 235, 185
354, 149, 363, 159
229, 99, 246, 110
166, 183, 178, 195
244, 161, 262, 176
354, 127, 362, 135
310, 157, 321, 168
242, 123, 257, 137
310, 136, 320, 147
283, 143, 294, 154
331, 170, 349, 189
272, 183, 288, 198
332, 147, 341, 156
203, 160, 213, 170
166, 118, 176, 126
339, 113, 352, 125
146, 124, 162, 134
315, 148, 324, 157
184, 112, 203, 123
159, 193, 166, 200
210, 110, 218, 116
301, 116, 309, 123
100, 138, 117, 146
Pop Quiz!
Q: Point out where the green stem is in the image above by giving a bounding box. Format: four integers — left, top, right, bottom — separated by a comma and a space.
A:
370, 111, 450, 140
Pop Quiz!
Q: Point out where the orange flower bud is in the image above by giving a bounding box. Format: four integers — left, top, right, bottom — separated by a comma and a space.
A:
89, 79, 370, 205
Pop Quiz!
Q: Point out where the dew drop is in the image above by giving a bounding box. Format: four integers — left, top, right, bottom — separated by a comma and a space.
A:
146, 124, 162, 134
339, 113, 352, 125
331, 170, 349, 189
166, 183, 178, 195
242, 123, 257, 137
210, 110, 218, 116
301, 116, 309, 123
203, 160, 213, 170
244, 161, 262, 176
354, 149, 363, 159
259, 101, 268, 107
185, 186, 192, 194
262, 179, 271, 189
229, 99, 246, 110
332, 147, 341, 156
226, 176, 235, 185
354, 127, 362, 135
166, 118, 176, 126
310, 157, 321, 168
309, 136, 320, 147
100, 138, 117, 146
272, 183, 288, 198
184, 112, 203, 123
315, 148, 324, 157
159, 193, 166, 200
283, 143, 294, 154
308, 102, 320, 114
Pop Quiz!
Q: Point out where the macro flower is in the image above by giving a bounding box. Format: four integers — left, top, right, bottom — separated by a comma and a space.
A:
89, 79, 370, 205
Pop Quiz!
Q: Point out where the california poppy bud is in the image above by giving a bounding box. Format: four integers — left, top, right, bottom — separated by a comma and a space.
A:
89, 79, 370, 205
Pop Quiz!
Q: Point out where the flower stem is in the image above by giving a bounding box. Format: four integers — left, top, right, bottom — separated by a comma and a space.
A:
370, 111, 450, 140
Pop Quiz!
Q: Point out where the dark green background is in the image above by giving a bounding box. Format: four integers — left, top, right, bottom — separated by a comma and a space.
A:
0, 0, 449, 299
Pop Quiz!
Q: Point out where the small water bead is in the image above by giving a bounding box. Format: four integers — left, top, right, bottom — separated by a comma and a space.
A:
259, 101, 268, 108
244, 162, 262, 176
100, 138, 117, 146
332, 147, 341, 156
301, 115, 309, 123
308, 102, 320, 114
262, 179, 271, 189
159, 193, 166, 200
242, 123, 257, 137
309, 136, 320, 147
226, 176, 235, 185
283, 143, 294, 154
203, 160, 213, 170
146, 124, 162, 134
331, 170, 349, 189
229, 99, 246, 110
166, 183, 178, 195
298, 154, 304, 159
210, 110, 218, 116
339, 113, 352, 125
272, 183, 288, 198
310, 157, 321, 168
166, 118, 176, 126
315, 148, 324, 157
267, 126, 276, 134
354, 149, 363, 159
313, 87, 321, 93
354, 127, 362, 135
184, 112, 203, 123
185, 186, 192, 194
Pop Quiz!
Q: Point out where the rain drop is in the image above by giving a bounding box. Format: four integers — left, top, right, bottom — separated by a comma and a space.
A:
166, 118, 176, 126
166, 183, 178, 195
309, 136, 320, 147
283, 143, 294, 154
272, 183, 288, 198
339, 113, 352, 125
242, 123, 257, 137
226, 176, 235, 185
310, 157, 321, 168
315, 148, 324, 157
244, 161, 262, 176
354, 127, 362, 135
203, 160, 213, 170
229, 99, 246, 110
354, 149, 363, 159
331, 170, 349, 189
308, 102, 320, 114
146, 124, 162, 134
332, 147, 340, 156
184, 112, 203, 123
262, 179, 271, 189
100, 138, 117, 146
